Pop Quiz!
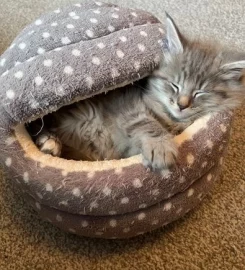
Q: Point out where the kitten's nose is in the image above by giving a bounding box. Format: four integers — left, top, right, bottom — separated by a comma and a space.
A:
177, 96, 190, 111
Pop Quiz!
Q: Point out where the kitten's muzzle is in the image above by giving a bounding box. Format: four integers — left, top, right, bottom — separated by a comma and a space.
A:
177, 96, 191, 111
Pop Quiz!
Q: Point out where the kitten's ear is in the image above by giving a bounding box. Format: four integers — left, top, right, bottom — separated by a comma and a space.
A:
164, 12, 184, 55
220, 60, 245, 80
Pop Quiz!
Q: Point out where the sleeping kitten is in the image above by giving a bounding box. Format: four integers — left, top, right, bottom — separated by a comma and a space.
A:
29, 14, 245, 170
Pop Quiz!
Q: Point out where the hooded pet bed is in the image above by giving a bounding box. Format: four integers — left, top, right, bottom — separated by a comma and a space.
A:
0, 1, 232, 239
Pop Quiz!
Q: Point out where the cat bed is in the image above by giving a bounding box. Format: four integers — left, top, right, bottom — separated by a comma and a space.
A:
0, 1, 232, 239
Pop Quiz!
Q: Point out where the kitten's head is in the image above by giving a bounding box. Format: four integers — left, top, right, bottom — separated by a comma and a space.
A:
149, 13, 245, 122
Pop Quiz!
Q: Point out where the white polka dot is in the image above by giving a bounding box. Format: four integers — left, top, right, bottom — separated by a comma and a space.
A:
59, 200, 68, 206
121, 197, 129, 204
36, 192, 43, 199
34, 76, 44, 86
10, 43, 15, 49
69, 228, 76, 233
152, 189, 159, 196
140, 31, 147, 37
90, 201, 98, 209
97, 42, 105, 49
86, 29, 94, 38
72, 49, 81, 56
66, 24, 75, 29
93, 9, 101, 14
61, 37, 71, 45
139, 203, 147, 209
119, 36, 127, 42
85, 76, 94, 88
54, 47, 62, 52
95, 1, 102, 6
30, 100, 39, 109
37, 47, 45, 54
15, 61, 21, 66
138, 44, 146, 52
42, 32, 50, 38
207, 173, 213, 181
46, 183, 53, 192
51, 22, 58, 27
114, 7, 120, 11
111, 68, 120, 78
102, 187, 111, 196
14, 71, 24, 79
220, 157, 224, 165
198, 193, 203, 200
5, 157, 12, 167
163, 202, 172, 211
28, 30, 35, 35
35, 202, 41, 210
123, 227, 130, 233
187, 188, 194, 197
134, 61, 141, 71
90, 18, 98, 24
115, 168, 123, 174
109, 219, 117, 227
187, 153, 195, 165
43, 59, 52, 67
179, 176, 186, 183
202, 161, 208, 168
133, 178, 142, 188
1, 70, 9, 77
220, 124, 227, 133
64, 66, 74, 75
0, 58, 6, 66
72, 188, 81, 197
81, 220, 88, 227
159, 28, 164, 34
176, 207, 183, 214
35, 19, 42, 25
18, 42, 26, 49
92, 56, 101, 65
72, 15, 80, 20
206, 140, 213, 149
74, 3, 81, 7
109, 211, 117, 215
95, 231, 103, 236
23, 172, 29, 183
6, 89, 15, 99
27, 57, 35, 63
5, 136, 16, 146
111, 13, 119, 19
152, 219, 159, 225
69, 12, 76, 17
138, 212, 146, 220
116, 49, 124, 58
108, 25, 115, 32
56, 214, 63, 222
54, 9, 60, 13
131, 12, 138, 17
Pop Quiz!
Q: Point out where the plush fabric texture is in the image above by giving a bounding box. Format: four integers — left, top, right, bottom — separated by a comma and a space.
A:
0, 0, 233, 239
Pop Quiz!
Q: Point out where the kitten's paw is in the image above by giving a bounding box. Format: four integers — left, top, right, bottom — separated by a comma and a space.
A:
142, 136, 178, 170
36, 134, 62, 157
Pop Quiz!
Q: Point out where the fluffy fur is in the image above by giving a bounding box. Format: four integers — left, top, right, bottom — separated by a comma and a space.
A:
28, 14, 245, 170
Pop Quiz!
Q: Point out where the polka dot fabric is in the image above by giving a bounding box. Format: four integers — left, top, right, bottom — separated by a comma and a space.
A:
0, 1, 233, 239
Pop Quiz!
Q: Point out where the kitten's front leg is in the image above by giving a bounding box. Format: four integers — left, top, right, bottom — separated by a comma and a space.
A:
125, 114, 178, 170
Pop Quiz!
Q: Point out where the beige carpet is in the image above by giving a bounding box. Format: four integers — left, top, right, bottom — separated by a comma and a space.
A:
0, 0, 244, 269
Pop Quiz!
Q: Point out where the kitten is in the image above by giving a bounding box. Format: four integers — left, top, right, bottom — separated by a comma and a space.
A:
29, 14, 245, 170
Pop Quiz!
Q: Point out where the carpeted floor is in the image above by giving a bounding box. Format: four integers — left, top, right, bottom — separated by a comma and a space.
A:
0, 0, 244, 269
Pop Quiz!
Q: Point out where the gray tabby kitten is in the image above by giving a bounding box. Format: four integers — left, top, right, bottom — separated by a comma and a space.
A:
31, 14, 245, 170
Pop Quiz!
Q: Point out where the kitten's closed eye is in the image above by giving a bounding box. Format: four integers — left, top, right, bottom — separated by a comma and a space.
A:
169, 82, 180, 93
193, 91, 206, 98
